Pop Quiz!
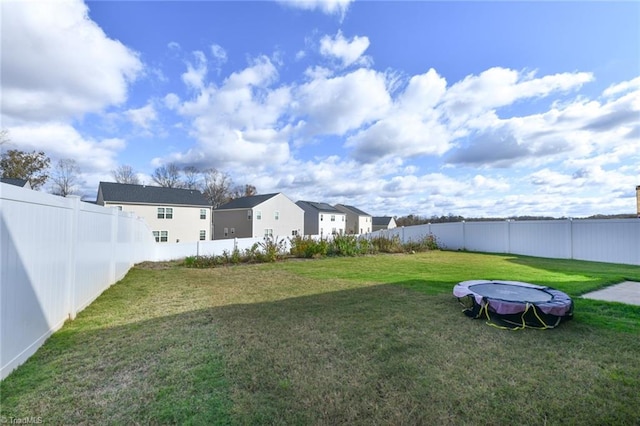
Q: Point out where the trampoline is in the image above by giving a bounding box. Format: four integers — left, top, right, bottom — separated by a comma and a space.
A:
453, 280, 573, 329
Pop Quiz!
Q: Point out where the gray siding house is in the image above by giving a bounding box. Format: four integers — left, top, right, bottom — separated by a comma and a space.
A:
296, 201, 346, 236
213, 193, 304, 239
334, 204, 372, 235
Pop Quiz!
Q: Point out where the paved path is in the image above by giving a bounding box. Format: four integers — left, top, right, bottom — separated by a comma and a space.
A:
581, 281, 640, 306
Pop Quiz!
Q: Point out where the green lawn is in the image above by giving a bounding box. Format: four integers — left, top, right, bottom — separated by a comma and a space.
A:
1, 251, 639, 425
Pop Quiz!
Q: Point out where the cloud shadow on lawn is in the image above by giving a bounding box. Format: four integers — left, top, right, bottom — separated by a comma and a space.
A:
2, 282, 639, 425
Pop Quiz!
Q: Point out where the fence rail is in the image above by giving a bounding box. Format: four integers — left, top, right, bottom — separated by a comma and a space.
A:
2, 182, 638, 379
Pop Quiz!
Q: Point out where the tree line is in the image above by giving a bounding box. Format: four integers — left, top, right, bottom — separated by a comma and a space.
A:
0, 131, 256, 207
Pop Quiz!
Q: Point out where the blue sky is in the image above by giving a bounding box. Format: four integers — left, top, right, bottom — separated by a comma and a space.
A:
2, 0, 639, 218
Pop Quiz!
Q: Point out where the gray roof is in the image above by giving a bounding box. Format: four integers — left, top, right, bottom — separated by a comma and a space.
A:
1, 178, 29, 187
215, 193, 279, 210
373, 216, 394, 226
98, 182, 209, 206
335, 204, 371, 217
296, 200, 341, 213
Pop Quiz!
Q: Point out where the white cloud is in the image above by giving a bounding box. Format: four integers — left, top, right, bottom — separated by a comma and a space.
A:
294, 68, 391, 136
6, 123, 124, 173
278, 0, 353, 18
182, 51, 208, 90
125, 103, 158, 132
319, 31, 371, 68
210, 44, 228, 64
1, 0, 142, 122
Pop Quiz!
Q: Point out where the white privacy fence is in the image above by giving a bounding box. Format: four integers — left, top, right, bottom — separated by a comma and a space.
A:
2, 181, 639, 380
369, 219, 640, 266
1, 184, 156, 379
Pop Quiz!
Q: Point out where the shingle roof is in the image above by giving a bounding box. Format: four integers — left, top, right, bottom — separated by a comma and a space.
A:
1, 178, 29, 187
335, 204, 371, 217
215, 193, 279, 210
296, 200, 341, 213
98, 182, 210, 206
372, 216, 394, 226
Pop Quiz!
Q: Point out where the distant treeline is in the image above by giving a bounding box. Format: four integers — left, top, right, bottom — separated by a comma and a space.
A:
394, 213, 637, 226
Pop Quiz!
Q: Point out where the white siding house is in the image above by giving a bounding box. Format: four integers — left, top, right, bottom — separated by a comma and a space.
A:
335, 204, 372, 234
296, 201, 346, 236
97, 182, 212, 243
213, 193, 304, 239
372, 216, 397, 232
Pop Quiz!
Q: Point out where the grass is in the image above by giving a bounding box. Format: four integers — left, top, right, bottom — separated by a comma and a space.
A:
1, 251, 639, 424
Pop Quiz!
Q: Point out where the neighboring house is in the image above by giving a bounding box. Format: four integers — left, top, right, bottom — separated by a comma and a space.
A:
1, 178, 31, 189
97, 182, 212, 243
334, 204, 372, 235
296, 201, 346, 236
372, 216, 397, 232
213, 193, 304, 239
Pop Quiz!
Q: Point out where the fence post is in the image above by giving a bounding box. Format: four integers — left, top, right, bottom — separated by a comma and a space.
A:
462, 221, 466, 250
568, 218, 574, 260
110, 207, 118, 283
66, 196, 80, 320
505, 219, 511, 255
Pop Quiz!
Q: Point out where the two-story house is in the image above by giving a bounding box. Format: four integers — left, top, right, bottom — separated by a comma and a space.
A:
296, 201, 346, 236
213, 193, 304, 239
97, 182, 212, 243
334, 204, 372, 235
372, 216, 397, 232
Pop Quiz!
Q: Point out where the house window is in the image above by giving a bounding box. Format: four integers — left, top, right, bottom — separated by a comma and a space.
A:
247, 210, 252, 220
224, 227, 229, 237
331, 215, 335, 222
199, 230, 206, 240
231, 228, 235, 235
320, 214, 323, 221
291, 230, 298, 236
157, 207, 173, 219
153, 231, 168, 242
200, 209, 207, 220
332, 228, 337, 235
264, 229, 273, 237
116, 206, 123, 211
342, 216, 344, 221
274, 211, 280, 220
256, 210, 262, 220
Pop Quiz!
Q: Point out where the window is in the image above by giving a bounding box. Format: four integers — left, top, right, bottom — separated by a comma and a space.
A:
320, 214, 324, 221
331, 215, 335, 222
116, 206, 123, 211
158, 207, 173, 219
231, 228, 235, 235
224, 227, 229, 237
199, 230, 206, 241
291, 230, 298, 236
342, 216, 344, 221
274, 211, 280, 220
200, 209, 207, 220
247, 210, 252, 220
264, 229, 273, 237
256, 210, 262, 220
332, 228, 337, 235
153, 231, 168, 242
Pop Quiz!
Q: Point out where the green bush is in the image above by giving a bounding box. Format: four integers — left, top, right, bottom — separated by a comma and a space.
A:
290, 235, 328, 258
257, 236, 288, 262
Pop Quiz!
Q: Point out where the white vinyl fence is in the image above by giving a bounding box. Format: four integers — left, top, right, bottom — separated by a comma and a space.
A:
369, 219, 640, 266
2, 181, 638, 380
1, 184, 156, 379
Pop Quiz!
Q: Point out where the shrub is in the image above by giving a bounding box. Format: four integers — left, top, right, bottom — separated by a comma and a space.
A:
290, 235, 328, 258
328, 234, 360, 257
370, 235, 404, 253
257, 236, 288, 262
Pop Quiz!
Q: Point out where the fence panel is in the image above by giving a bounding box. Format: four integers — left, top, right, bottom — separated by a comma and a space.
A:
1, 184, 155, 380
572, 220, 640, 265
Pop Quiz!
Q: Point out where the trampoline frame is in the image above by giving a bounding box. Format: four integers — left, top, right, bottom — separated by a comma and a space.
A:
453, 280, 573, 330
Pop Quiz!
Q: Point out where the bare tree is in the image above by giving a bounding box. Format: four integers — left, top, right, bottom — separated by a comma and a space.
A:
112, 164, 140, 185
151, 163, 182, 188
49, 159, 81, 197
201, 168, 233, 208
182, 166, 201, 190
230, 184, 258, 199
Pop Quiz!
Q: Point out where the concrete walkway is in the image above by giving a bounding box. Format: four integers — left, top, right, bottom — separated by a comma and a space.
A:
581, 281, 640, 306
